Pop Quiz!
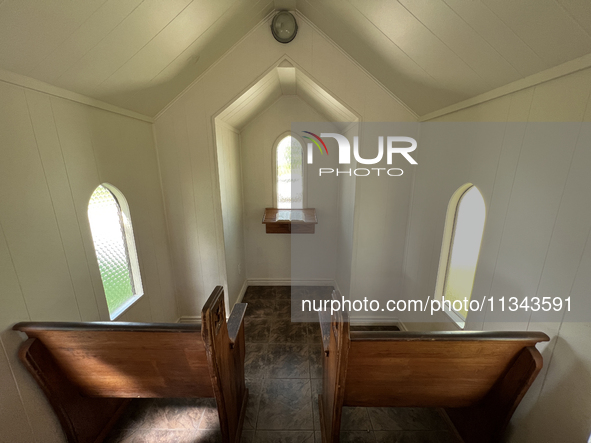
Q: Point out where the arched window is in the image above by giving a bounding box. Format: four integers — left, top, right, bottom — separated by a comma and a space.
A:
435, 184, 486, 328
88, 184, 143, 319
274, 134, 305, 209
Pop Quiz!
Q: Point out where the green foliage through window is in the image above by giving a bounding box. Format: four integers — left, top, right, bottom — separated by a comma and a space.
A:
88, 185, 142, 318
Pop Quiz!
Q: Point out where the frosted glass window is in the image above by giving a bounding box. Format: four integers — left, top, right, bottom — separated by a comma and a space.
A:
276, 136, 304, 209
443, 186, 486, 319
88, 185, 143, 319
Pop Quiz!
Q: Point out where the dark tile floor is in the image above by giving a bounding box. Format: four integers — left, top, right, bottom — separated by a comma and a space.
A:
106, 286, 459, 443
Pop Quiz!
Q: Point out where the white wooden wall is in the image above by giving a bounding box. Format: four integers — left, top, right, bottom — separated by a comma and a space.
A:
0, 81, 177, 443
240, 96, 339, 283
347, 122, 418, 317
2, 8, 590, 443
334, 123, 358, 299
153, 15, 416, 313
404, 68, 591, 443
215, 123, 247, 306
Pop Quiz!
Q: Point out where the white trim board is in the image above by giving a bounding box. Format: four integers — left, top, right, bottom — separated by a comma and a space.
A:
236, 279, 249, 304
349, 317, 407, 331
420, 52, 591, 121
246, 278, 335, 286
177, 311, 408, 331
330, 280, 407, 329
177, 279, 248, 324
177, 316, 200, 324
0, 67, 154, 123
178, 280, 411, 330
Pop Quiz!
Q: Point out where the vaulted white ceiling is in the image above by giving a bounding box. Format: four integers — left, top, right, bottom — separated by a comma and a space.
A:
1, 0, 590, 117
0, 0, 275, 116
300, 0, 591, 116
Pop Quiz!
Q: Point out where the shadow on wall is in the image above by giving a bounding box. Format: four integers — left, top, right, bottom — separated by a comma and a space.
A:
396, 272, 530, 328
506, 336, 591, 443
1, 328, 65, 442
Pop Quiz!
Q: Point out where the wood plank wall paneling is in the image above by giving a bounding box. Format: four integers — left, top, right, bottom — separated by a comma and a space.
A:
153, 19, 415, 318
405, 67, 591, 443
0, 81, 177, 443
1, 13, 590, 443
334, 124, 359, 300
239, 97, 339, 281
216, 124, 247, 307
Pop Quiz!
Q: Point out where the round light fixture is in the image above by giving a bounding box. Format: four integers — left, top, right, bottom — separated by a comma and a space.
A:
271, 11, 298, 44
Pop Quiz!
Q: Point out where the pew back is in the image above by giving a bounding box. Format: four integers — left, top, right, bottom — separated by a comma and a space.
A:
345, 331, 548, 408
13, 286, 248, 443
318, 291, 550, 443
15, 322, 211, 398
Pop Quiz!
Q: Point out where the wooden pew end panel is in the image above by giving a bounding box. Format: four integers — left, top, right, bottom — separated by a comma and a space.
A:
13, 286, 249, 443
445, 345, 544, 443
202, 287, 249, 443
318, 290, 549, 443
18, 337, 129, 443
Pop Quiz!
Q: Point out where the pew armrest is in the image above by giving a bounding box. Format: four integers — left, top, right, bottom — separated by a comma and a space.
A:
319, 310, 331, 356
227, 303, 247, 348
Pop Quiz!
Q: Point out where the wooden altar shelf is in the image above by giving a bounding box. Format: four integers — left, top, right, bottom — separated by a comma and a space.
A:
262, 208, 318, 234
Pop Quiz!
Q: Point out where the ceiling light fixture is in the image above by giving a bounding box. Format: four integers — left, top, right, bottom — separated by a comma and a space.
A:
271, 11, 298, 44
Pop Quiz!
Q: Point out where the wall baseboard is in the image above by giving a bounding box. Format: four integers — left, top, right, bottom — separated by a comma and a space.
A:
179, 279, 248, 323
177, 316, 200, 324
236, 279, 249, 303
178, 280, 407, 331
177, 279, 334, 323
349, 317, 407, 331
246, 278, 335, 287
178, 313, 408, 330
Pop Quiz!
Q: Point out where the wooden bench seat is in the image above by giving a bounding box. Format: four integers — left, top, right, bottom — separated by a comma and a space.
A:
13, 286, 248, 443
318, 291, 550, 443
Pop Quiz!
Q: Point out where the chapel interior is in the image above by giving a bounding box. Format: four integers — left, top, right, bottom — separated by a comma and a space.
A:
2, 1, 591, 443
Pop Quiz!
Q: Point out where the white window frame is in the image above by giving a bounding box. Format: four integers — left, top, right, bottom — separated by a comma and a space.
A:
272, 131, 307, 209
88, 183, 143, 320
434, 183, 485, 329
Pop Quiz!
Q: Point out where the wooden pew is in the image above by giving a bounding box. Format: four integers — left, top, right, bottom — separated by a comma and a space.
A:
13, 286, 248, 443
318, 291, 550, 443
